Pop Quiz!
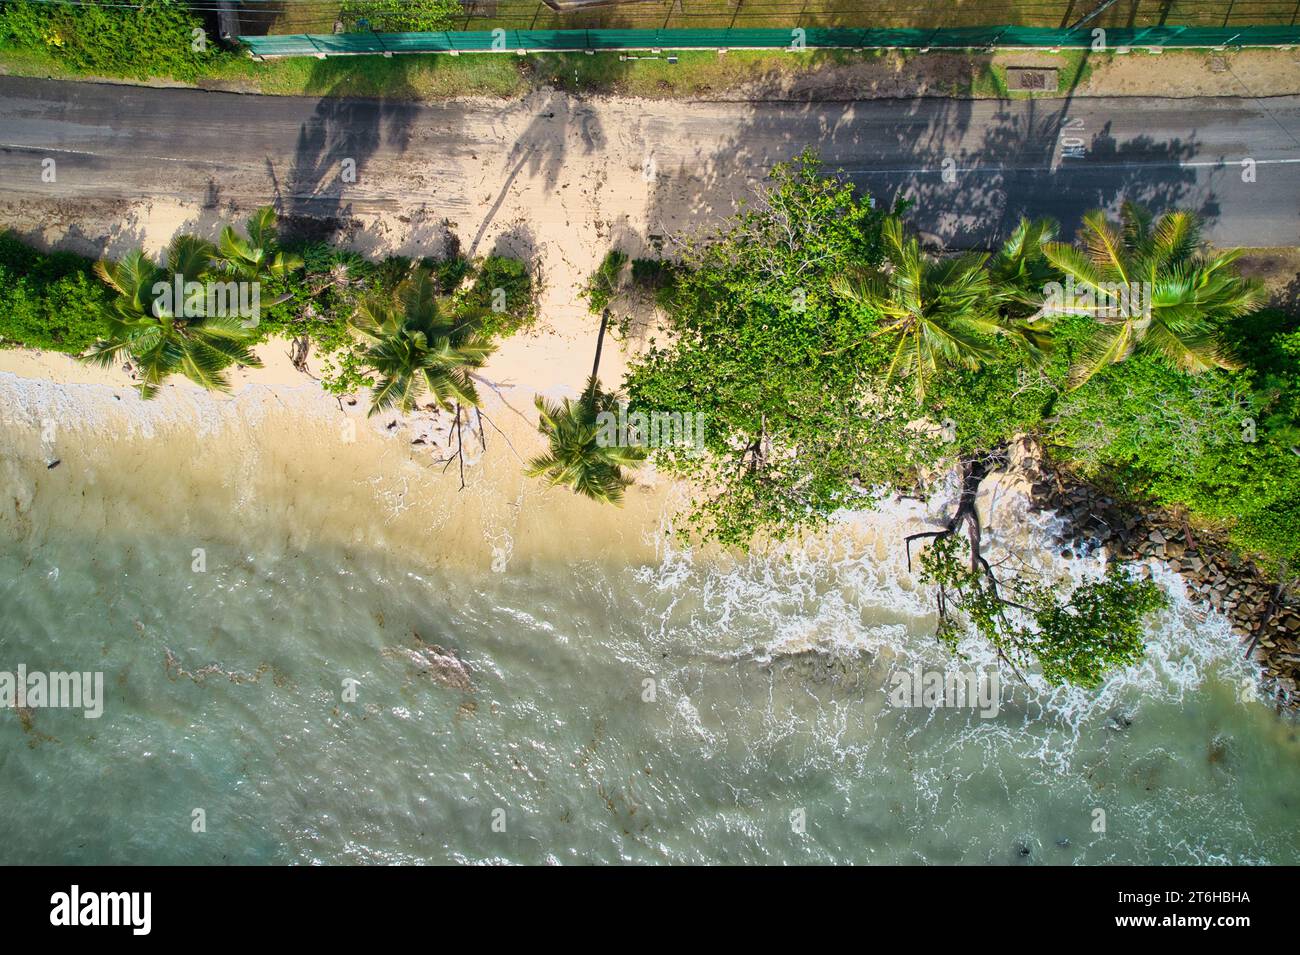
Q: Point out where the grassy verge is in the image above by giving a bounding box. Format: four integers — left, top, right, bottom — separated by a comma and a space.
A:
968, 48, 1095, 97
0, 43, 1118, 100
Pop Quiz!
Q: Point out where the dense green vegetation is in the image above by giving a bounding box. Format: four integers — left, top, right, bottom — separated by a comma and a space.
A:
611, 152, 1294, 685
622, 154, 1290, 560
0, 212, 535, 404
1049, 341, 1300, 566
0, 0, 216, 81
338, 0, 462, 33
626, 152, 933, 546
0, 232, 110, 353
246, 242, 533, 399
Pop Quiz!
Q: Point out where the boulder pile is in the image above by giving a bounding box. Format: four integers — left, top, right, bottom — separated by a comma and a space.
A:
1018, 450, 1298, 709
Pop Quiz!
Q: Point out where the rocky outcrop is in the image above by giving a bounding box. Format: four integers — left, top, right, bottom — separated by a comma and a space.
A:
1013, 442, 1299, 709
383, 635, 473, 692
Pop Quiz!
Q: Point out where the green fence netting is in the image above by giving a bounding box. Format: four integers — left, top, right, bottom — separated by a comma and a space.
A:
233, 0, 1300, 36
238, 25, 1300, 57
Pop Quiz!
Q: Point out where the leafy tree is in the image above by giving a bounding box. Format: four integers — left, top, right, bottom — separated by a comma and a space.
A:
1042, 203, 1261, 387
527, 309, 646, 505
626, 150, 931, 546
84, 237, 261, 397
349, 268, 494, 416
918, 533, 1166, 689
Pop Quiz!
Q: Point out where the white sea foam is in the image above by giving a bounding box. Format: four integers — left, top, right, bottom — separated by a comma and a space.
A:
634, 470, 1255, 780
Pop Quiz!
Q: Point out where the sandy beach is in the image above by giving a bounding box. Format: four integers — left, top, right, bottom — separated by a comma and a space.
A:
0, 338, 666, 574
5, 323, 1291, 868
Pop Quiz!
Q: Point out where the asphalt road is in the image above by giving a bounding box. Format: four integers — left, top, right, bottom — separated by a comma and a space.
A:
1, 76, 1298, 249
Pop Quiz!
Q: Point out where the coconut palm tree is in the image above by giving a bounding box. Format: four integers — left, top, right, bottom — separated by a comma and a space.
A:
990, 217, 1059, 314
349, 267, 495, 417
217, 206, 304, 281
525, 310, 646, 505
987, 216, 1061, 358
1041, 203, 1261, 387
831, 216, 1002, 400
83, 236, 262, 398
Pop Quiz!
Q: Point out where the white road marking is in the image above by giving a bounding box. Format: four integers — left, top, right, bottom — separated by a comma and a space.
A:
836, 158, 1300, 175
4, 144, 1300, 177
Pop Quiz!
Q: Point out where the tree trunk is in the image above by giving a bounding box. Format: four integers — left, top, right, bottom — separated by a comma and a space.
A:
591, 308, 609, 381
904, 453, 991, 572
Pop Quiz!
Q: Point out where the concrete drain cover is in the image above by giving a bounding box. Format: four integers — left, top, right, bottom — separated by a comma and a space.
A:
1006, 67, 1059, 92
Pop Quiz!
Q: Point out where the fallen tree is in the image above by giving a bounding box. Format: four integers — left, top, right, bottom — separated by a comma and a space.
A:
623, 152, 1219, 688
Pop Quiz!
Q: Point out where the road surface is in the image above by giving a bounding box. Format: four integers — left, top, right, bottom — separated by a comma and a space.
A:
0, 76, 1297, 255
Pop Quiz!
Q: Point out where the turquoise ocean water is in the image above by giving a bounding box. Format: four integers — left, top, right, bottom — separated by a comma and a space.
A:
1, 373, 1297, 865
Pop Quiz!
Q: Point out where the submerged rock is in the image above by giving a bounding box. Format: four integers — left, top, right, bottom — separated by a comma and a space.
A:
385, 636, 473, 691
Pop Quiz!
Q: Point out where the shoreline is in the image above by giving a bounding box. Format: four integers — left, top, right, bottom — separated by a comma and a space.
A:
0, 355, 674, 574
1017, 444, 1300, 711
0, 346, 1269, 702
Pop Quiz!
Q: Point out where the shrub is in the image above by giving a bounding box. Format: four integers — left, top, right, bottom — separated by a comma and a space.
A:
0, 0, 216, 82
462, 255, 536, 338
581, 250, 628, 315
1051, 353, 1300, 569
0, 232, 110, 353
338, 0, 462, 33
423, 254, 473, 296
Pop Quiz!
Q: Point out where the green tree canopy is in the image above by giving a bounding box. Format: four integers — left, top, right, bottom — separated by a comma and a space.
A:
1041, 203, 1261, 386
527, 375, 647, 505
83, 238, 261, 397
831, 216, 1004, 400
349, 268, 495, 417
217, 206, 304, 282
626, 150, 936, 547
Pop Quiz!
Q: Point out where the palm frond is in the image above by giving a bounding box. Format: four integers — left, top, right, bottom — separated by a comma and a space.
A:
167, 234, 216, 284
